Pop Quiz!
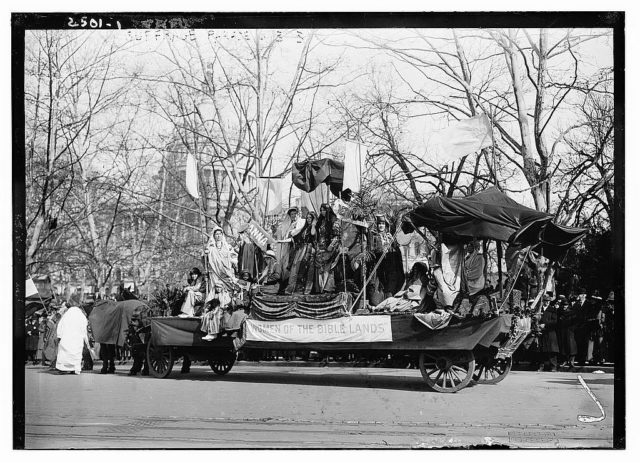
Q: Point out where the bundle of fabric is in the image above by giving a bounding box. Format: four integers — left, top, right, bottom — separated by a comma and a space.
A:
413, 311, 453, 330
250, 292, 351, 321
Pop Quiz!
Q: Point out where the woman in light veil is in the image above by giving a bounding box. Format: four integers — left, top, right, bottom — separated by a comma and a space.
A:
205, 226, 238, 295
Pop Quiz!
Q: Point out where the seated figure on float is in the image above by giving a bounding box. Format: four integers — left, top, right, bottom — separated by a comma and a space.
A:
178, 267, 206, 318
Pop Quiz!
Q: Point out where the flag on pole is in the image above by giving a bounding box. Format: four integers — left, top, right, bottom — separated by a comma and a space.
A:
430, 114, 493, 165
26, 277, 39, 298
258, 177, 283, 216
343, 140, 366, 194
300, 183, 328, 215
185, 152, 200, 199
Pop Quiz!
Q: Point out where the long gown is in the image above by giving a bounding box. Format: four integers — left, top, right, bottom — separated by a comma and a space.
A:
55, 307, 88, 373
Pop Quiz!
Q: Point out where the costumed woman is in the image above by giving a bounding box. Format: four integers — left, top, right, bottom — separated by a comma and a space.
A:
369, 215, 405, 304
201, 226, 238, 340
285, 211, 317, 294
55, 305, 90, 374
313, 203, 340, 293
275, 207, 305, 291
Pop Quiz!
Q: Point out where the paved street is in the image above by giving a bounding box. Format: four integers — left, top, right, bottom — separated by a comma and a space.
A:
23, 364, 614, 449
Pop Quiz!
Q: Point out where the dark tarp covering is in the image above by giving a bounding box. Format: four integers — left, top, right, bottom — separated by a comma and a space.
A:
402, 188, 586, 259
89, 299, 150, 346
151, 313, 510, 351
150, 317, 239, 348
292, 159, 352, 201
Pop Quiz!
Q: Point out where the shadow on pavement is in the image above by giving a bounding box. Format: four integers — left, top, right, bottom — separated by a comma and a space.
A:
145, 369, 442, 393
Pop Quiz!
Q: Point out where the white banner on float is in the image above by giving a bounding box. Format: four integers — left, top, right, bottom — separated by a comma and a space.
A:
246, 316, 392, 343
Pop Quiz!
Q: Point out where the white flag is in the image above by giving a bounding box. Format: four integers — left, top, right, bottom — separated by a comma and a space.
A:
300, 183, 328, 215
185, 153, 200, 199
431, 114, 493, 164
258, 177, 283, 216
26, 277, 39, 298
343, 140, 366, 194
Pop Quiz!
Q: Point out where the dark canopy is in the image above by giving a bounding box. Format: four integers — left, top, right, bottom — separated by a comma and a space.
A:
402, 188, 586, 259
292, 159, 351, 201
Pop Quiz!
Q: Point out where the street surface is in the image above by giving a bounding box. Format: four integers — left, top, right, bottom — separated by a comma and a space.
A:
24, 363, 614, 448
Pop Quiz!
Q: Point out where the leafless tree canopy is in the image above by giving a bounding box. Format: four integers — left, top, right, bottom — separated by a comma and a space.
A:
23, 28, 614, 297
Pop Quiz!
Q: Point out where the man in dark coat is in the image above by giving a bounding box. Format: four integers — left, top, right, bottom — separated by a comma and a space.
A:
538, 295, 559, 372
572, 288, 591, 365
557, 296, 578, 369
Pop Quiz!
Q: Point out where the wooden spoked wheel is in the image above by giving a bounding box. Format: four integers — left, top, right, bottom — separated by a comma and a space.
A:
146, 341, 174, 378
473, 356, 512, 384
209, 351, 237, 376
419, 351, 475, 393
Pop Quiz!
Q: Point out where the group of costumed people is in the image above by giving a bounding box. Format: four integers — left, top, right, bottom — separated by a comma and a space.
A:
174, 204, 411, 335
173, 202, 510, 336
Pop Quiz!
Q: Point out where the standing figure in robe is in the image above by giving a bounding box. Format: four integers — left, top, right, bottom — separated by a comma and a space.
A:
275, 207, 305, 291
370, 215, 405, 300
286, 211, 317, 294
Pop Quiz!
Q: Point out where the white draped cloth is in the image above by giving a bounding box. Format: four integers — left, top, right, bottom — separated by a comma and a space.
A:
55, 306, 88, 373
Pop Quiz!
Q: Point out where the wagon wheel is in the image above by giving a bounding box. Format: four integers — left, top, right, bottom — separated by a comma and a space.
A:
419, 351, 475, 393
473, 356, 512, 384
209, 351, 237, 376
146, 340, 174, 378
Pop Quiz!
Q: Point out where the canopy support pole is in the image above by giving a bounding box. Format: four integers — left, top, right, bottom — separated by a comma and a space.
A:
482, 239, 489, 289
497, 240, 503, 299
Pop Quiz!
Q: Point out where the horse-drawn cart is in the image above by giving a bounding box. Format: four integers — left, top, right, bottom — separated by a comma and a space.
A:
145, 302, 520, 393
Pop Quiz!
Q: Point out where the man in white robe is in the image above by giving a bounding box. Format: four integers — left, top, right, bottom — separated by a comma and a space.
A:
55, 306, 89, 374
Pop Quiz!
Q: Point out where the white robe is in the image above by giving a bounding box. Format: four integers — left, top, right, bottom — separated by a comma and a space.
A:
55, 306, 88, 373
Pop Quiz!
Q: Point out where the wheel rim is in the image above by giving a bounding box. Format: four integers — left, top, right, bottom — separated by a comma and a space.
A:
209, 352, 236, 375
147, 341, 174, 378
473, 357, 511, 384
419, 351, 475, 393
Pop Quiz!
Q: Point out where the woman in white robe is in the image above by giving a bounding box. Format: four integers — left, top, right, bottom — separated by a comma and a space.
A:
55, 306, 89, 374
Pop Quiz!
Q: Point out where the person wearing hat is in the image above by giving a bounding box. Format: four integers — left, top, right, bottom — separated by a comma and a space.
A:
556, 295, 578, 370
537, 294, 559, 372
257, 247, 282, 295
585, 290, 606, 365
572, 287, 591, 365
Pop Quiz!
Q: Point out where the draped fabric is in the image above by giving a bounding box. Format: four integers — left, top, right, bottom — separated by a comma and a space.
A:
55, 306, 88, 373
292, 159, 352, 201
464, 248, 486, 295
89, 300, 151, 347
150, 313, 511, 351
238, 241, 258, 279
206, 229, 238, 293
403, 188, 587, 259
250, 292, 352, 321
